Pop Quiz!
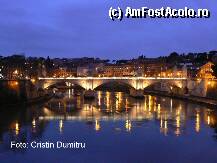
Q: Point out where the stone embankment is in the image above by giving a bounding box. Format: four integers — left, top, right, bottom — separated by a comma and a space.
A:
144, 90, 217, 108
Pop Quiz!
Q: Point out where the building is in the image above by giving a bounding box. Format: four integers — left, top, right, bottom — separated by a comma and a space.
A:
77, 66, 89, 77
77, 63, 105, 77
144, 63, 171, 77
171, 65, 188, 78
197, 62, 215, 79
52, 67, 68, 77
103, 63, 143, 77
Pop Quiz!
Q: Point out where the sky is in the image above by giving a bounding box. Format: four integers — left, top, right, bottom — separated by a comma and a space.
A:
0, 0, 216, 59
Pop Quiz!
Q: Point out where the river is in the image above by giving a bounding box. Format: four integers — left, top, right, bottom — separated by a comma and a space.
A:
0, 89, 217, 162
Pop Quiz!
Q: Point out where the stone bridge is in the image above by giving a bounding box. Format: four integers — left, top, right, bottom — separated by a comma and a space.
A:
36, 77, 210, 97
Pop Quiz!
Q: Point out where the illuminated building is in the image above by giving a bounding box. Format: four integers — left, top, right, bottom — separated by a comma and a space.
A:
103, 63, 144, 77
197, 62, 215, 79
77, 63, 105, 77
52, 67, 69, 77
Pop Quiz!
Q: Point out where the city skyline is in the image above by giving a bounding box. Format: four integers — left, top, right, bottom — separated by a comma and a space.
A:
0, 0, 217, 59
1, 1, 217, 162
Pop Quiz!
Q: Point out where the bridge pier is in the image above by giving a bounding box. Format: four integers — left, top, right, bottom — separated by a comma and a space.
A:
130, 89, 144, 98
187, 79, 207, 97
84, 90, 95, 99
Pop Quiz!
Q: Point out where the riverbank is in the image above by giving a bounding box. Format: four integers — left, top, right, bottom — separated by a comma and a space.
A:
0, 93, 54, 108
144, 90, 217, 109
26, 93, 54, 105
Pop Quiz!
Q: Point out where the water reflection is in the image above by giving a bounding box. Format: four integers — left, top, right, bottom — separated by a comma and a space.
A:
15, 122, 19, 135
1, 89, 217, 162
31, 89, 217, 136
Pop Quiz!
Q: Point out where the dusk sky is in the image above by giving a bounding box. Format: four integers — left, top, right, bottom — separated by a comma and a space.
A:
0, 0, 216, 59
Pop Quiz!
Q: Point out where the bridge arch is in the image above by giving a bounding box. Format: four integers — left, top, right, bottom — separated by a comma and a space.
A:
144, 80, 185, 93
37, 79, 87, 90
93, 80, 135, 91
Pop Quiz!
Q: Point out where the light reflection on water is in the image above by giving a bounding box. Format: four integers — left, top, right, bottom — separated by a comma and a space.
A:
1, 89, 217, 162
38, 89, 216, 136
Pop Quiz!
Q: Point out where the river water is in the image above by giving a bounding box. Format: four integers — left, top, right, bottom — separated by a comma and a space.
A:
0, 89, 217, 162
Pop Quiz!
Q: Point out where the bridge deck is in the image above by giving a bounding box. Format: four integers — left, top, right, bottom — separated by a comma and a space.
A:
38, 77, 187, 80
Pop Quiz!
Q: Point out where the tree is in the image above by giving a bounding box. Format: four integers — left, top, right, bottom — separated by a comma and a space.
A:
195, 52, 208, 64
44, 56, 54, 76
167, 52, 180, 64
138, 55, 146, 60
212, 64, 217, 78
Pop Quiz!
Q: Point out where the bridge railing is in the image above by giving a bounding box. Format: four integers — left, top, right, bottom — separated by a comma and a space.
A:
38, 77, 188, 80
